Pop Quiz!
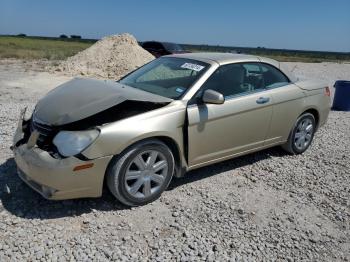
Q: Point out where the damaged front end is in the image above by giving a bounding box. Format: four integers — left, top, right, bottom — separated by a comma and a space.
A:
15, 100, 169, 160
12, 78, 173, 200
11, 111, 111, 199
14, 78, 172, 159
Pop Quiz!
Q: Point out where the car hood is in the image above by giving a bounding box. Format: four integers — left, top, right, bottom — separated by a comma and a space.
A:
34, 78, 172, 126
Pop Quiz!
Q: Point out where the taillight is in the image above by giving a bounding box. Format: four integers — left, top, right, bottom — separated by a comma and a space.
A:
324, 86, 331, 97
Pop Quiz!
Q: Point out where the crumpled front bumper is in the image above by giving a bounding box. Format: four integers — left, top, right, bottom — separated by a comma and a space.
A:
12, 113, 112, 200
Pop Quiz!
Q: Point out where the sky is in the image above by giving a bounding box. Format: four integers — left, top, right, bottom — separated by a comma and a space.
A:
0, 0, 349, 52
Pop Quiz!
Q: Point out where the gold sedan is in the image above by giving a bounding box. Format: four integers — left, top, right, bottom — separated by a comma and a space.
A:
12, 53, 331, 206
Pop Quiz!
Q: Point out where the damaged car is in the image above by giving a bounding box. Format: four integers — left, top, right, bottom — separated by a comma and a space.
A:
12, 53, 331, 206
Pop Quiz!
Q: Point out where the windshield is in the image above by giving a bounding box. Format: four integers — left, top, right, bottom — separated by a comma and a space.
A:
119, 57, 209, 99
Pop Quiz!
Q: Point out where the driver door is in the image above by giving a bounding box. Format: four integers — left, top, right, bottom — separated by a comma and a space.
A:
187, 62, 273, 168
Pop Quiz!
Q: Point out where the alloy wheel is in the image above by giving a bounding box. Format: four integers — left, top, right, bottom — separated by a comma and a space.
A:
294, 118, 314, 151
124, 150, 168, 199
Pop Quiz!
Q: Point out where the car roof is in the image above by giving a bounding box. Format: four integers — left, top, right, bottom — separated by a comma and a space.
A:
166, 52, 298, 82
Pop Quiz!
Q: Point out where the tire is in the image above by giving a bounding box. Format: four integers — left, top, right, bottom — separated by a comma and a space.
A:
282, 113, 316, 154
106, 139, 175, 207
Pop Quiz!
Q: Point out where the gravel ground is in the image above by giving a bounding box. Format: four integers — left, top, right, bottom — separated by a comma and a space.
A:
0, 60, 349, 261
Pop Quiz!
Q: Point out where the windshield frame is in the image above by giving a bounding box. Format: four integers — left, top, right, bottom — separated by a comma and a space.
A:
118, 57, 210, 100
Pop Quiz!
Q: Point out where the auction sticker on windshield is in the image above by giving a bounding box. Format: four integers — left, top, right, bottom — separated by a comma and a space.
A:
181, 63, 205, 72
175, 87, 185, 93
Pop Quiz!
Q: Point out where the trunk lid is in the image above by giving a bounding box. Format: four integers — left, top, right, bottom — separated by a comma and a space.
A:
294, 79, 328, 91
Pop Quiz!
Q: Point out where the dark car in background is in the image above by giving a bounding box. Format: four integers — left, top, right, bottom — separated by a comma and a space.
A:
141, 41, 187, 57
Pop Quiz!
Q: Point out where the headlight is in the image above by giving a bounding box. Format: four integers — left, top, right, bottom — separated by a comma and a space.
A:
20, 106, 34, 121
53, 129, 100, 157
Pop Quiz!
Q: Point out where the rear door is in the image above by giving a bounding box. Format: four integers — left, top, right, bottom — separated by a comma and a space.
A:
187, 62, 273, 167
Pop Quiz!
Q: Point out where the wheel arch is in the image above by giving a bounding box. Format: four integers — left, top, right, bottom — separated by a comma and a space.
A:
104, 135, 185, 182
282, 107, 318, 154
301, 108, 320, 129
152, 136, 184, 178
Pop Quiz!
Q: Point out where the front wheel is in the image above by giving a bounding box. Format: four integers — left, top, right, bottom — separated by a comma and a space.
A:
282, 113, 316, 154
106, 140, 175, 207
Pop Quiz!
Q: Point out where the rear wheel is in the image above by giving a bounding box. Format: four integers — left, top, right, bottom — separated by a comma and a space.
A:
107, 140, 174, 207
282, 113, 316, 154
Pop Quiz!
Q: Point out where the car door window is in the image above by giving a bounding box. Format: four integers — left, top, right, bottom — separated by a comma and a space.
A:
142, 42, 163, 51
154, 42, 164, 51
243, 63, 264, 90
142, 42, 153, 49
260, 63, 290, 89
195, 62, 265, 100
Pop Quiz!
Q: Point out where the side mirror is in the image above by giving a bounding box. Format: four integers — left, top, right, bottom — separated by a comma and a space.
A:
202, 89, 225, 104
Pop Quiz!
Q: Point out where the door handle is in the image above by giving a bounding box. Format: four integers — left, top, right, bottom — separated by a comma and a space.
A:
256, 97, 270, 104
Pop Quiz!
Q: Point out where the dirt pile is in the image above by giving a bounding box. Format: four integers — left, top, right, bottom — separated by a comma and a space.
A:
57, 33, 154, 79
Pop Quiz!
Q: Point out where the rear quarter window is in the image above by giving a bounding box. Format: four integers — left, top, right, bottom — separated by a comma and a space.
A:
260, 63, 290, 89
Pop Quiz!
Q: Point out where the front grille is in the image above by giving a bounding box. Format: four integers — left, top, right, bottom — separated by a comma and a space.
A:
30, 120, 58, 149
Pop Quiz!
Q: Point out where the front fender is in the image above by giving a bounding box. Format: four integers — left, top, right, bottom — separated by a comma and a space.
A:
82, 102, 187, 160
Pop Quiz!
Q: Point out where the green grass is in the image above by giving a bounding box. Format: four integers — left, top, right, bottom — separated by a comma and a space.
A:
1, 36, 349, 63
0, 36, 93, 60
